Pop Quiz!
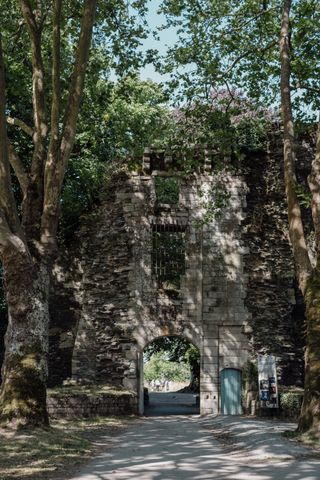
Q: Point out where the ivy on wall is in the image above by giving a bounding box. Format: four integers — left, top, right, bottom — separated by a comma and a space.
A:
155, 177, 180, 204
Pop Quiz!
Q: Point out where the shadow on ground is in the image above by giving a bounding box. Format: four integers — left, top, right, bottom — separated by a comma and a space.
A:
69, 415, 320, 480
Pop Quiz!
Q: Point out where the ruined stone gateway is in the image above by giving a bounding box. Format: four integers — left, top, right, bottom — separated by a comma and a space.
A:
49, 139, 307, 415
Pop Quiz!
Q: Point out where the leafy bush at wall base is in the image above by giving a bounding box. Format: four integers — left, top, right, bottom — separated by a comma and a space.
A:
279, 391, 304, 418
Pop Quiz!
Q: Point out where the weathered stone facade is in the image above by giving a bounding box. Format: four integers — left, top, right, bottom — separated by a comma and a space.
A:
48, 250, 82, 387
53, 141, 305, 415
0, 136, 311, 415
47, 389, 137, 419
70, 160, 251, 414
243, 137, 306, 386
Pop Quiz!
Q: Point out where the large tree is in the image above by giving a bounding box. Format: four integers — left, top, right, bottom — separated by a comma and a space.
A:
0, 0, 97, 428
159, 0, 320, 434
279, 0, 320, 434
0, 0, 148, 427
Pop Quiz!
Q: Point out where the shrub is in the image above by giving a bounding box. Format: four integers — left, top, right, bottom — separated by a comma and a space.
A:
280, 392, 303, 418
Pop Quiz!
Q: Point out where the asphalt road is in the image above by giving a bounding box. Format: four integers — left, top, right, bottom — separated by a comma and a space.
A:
69, 415, 320, 480
144, 392, 200, 416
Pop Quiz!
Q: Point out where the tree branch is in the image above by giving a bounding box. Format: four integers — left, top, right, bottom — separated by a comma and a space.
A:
41, 0, 97, 249
20, 0, 38, 33
8, 142, 29, 196
230, 7, 277, 33
225, 40, 277, 75
47, 0, 62, 162
0, 36, 23, 248
20, 0, 48, 176
293, 83, 320, 94
6, 116, 33, 136
60, 0, 97, 165
20, 0, 48, 238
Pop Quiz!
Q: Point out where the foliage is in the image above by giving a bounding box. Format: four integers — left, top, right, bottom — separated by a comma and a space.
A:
196, 182, 232, 227
242, 360, 258, 391
1, 1, 152, 239
59, 158, 107, 241
158, 0, 320, 118
103, 76, 175, 159
155, 176, 180, 204
144, 351, 190, 382
280, 392, 304, 418
59, 77, 176, 239
169, 93, 274, 164
144, 336, 200, 389
144, 336, 192, 362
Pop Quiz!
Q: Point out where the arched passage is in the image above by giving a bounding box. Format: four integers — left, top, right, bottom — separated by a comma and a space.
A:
139, 335, 200, 416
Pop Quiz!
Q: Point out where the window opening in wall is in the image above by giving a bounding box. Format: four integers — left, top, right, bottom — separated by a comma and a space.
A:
152, 224, 185, 290
155, 177, 180, 204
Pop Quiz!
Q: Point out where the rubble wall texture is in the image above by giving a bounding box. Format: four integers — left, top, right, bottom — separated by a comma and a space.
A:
243, 135, 307, 386
46, 145, 307, 413
70, 164, 251, 414
47, 390, 137, 418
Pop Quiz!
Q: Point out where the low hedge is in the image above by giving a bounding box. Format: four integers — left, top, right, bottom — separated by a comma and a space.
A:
279, 391, 304, 418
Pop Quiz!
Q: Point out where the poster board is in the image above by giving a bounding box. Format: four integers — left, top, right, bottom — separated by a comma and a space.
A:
258, 355, 279, 408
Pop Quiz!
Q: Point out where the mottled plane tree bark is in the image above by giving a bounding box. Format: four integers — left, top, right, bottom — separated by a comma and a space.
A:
0, 0, 97, 427
280, 0, 320, 434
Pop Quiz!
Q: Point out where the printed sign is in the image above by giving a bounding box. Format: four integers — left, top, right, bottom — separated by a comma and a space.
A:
258, 355, 279, 409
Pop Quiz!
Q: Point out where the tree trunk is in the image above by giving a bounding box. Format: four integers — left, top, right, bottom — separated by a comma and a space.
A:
279, 0, 311, 293
297, 274, 320, 434
0, 247, 49, 427
279, 0, 320, 435
188, 358, 200, 392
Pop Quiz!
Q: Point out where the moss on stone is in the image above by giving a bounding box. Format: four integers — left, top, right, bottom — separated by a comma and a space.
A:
0, 350, 48, 427
48, 384, 135, 398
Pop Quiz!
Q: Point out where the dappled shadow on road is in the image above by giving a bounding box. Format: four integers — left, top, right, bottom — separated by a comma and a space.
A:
70, 416, 320, 480
198, 416, 314, 462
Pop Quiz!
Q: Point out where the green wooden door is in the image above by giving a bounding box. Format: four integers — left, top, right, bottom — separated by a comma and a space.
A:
220, 368, 242, 415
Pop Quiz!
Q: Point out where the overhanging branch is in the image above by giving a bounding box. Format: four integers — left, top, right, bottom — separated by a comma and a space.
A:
8, 142, 29, 196
6, 116, 33, 136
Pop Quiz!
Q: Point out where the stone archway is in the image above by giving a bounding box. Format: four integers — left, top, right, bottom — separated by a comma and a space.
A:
138, 335, 200, 416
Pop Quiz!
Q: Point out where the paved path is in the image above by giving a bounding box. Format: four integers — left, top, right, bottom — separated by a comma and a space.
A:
145, 392, 200, 416
70, 415, 320, 480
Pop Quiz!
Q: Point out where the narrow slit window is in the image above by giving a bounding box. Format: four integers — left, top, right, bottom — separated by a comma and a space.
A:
152, 224, 185, 289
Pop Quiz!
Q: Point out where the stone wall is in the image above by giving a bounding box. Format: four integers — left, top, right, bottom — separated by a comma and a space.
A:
44, 144, 309, 415
48, 249, 82, 387
69, 158, 251, 414
243, 135, 307, 386
47, 390, 137, 418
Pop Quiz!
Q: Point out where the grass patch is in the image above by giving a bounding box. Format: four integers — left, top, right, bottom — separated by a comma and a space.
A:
282, 429, 320, 451
0, 416, 132, 480
48, 383, 135, 397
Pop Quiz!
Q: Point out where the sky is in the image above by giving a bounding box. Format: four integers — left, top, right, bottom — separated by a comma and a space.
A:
138, 0, 178, 83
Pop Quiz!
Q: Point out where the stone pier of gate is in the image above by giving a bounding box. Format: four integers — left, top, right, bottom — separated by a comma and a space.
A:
72, 156, 251, 415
